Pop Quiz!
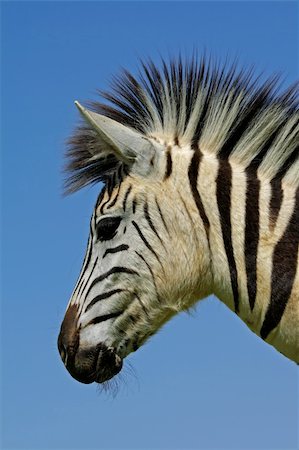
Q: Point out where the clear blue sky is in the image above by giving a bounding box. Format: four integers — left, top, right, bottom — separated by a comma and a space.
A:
1, 1, 298, 449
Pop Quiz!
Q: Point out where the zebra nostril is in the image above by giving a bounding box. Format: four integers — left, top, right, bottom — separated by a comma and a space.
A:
57, 335, 67, 363
58, 303, 80, 366
60, 344, 67, 363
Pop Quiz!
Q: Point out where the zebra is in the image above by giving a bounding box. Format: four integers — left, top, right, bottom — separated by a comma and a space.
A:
58, 57, 299, 385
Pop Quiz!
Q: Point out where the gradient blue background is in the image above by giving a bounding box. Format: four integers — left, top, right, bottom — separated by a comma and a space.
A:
1, 1, 298, 449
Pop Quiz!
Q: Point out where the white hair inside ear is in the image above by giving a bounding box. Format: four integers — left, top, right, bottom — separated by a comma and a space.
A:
74, 101, 161, 175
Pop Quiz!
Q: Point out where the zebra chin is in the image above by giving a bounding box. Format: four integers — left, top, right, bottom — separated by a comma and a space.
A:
59, 341, 123, 384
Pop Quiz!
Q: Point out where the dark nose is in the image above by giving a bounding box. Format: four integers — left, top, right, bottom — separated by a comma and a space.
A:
58, 303, 93, 383
58, 304, 123, 384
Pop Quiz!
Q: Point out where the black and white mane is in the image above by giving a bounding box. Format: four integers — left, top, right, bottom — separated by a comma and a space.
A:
65, 57, 298, 194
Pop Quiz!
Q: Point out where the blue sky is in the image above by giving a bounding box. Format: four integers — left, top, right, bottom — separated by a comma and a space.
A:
1, 1, 298, 449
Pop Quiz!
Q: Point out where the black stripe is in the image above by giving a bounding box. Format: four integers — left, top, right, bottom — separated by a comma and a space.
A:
95, 188, 106, 210
135, 251, 160, 303
132, 197, 137, 214
276, 144, 299, 180
135, 293, 149, 317
191, 78, 214, 147
85, 311, 123, 326
73, 236, 92, 295
117, 163, 123, 181
78, 256, 98, 298
109, 173, 116, 195
260, 189, 299, 340
244, 169, 260, 311
268, 145, 298, 228
74, 216, 95, 294
269, 178, 283, 229
106, 184, 121, 209
123, 185, 132, 212
242, 121, 289, 308
217, 83, 275, 159
247, 117, 288, 170
106, 178, 112, 196
75, 274, 87, 299
132, 220, 162, 265
85, 266, 139, 299
86, 289, 125, 312
155, 196, 169, 235
188, 147, 210, 233
245, 119, 288, 233
216, 159, 239, 313
103, 244, 129, 258
128, 314, 137, 324
100, 189, 112, 214
144, 202, 163, 244
164, 148, 173, 179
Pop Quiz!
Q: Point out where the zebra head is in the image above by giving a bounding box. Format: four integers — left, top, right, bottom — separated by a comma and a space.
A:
58, 101, 212, 385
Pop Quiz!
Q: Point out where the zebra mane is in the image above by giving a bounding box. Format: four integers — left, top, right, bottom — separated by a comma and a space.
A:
65, 56, 299, 193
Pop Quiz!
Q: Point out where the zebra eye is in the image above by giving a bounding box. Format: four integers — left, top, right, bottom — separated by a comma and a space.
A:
96, 217, 122, 241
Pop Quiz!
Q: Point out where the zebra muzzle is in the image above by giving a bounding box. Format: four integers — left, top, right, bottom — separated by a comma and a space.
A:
58, 304, 123, 384
94, 345, 123, 383
59, 340, 123, 384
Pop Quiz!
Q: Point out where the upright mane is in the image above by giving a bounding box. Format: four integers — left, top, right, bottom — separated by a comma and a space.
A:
66, 56, 299, 193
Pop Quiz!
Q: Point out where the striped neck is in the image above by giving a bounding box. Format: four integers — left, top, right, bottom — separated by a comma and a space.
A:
182, 146, 298, 354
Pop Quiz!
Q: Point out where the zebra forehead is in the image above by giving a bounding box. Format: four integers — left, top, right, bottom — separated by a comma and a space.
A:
94, 179, 153, 217
65, 55, 298, 194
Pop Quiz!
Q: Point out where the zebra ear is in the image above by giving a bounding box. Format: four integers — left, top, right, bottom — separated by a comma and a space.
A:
74, 101, 156, 166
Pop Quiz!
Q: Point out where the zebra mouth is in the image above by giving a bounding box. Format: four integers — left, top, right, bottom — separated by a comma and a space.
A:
94, 345, 123, 383
61, 343, 123, 384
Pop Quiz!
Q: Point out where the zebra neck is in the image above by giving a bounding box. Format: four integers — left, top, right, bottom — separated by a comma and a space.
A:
190, 149, 297, 339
